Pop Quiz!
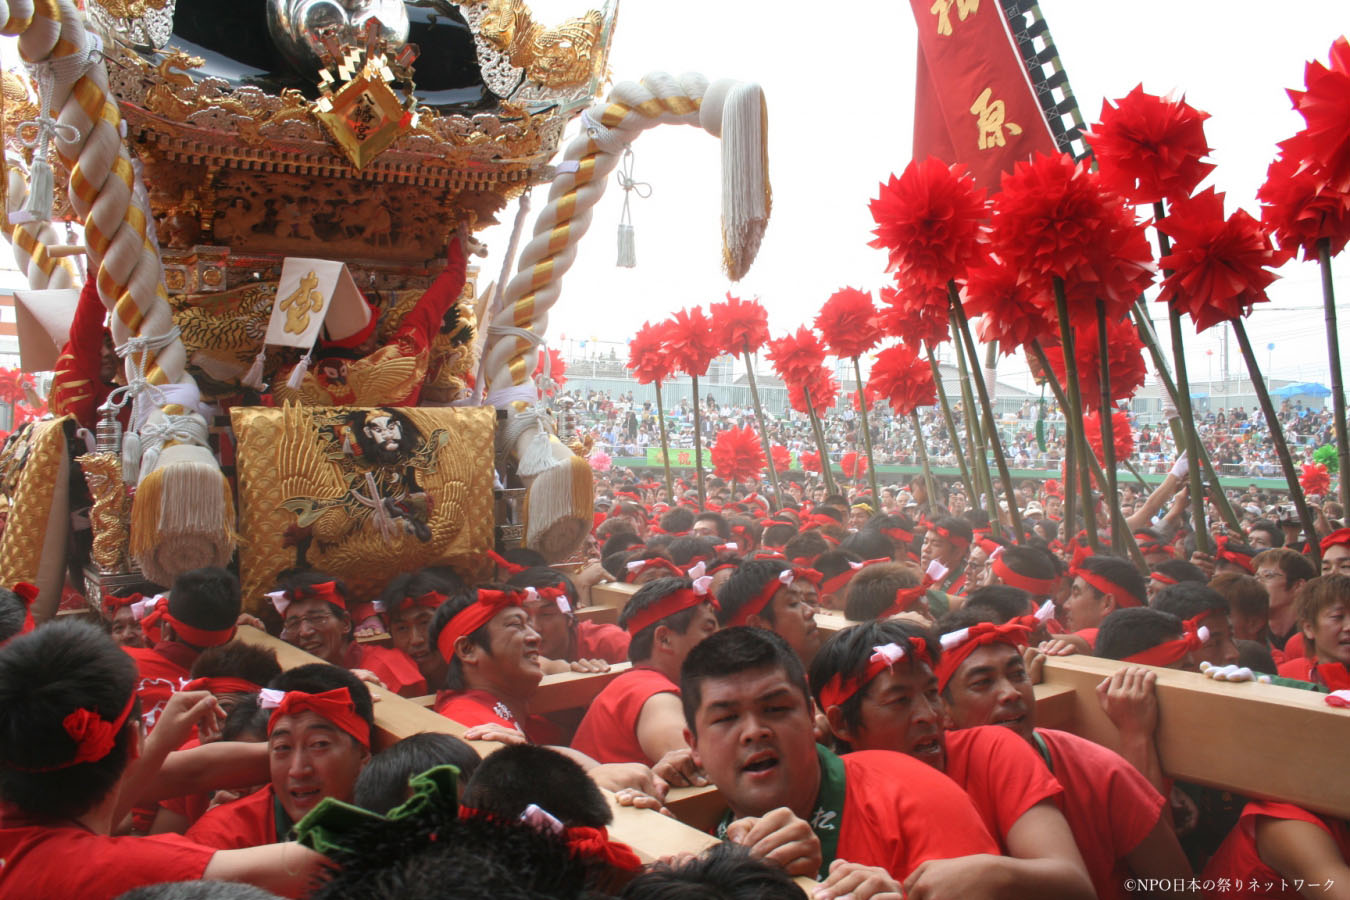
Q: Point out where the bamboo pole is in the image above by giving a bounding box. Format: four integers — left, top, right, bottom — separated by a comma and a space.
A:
853, 356, 882, 503
1096, 300, 1122, 554
1231, 319, 1322, 564
911, 409, 940, 517
924, 343, 976, 502
653, 381, 675, 501
804, 386, 839, 497
950, 289, 1023, 541
742, 343, 782, 510
691, 375, 706, 508
1053, 279, 1100, 553
950, 319, 997, 514
1317, 238, 1350, 513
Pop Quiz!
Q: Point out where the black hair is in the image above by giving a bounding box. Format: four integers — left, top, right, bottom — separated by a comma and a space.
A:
601, 532, 645, 560
1151, 559, 1208, 585
268, 663, 375, 748
680, 627, 808, 734
725, 516, 761, 549
839, 529, 895, 562
1236, 639, 1277, 672
813, 549, 864, 585
715, 560, 790, 627
666, 535, 719, 567
354, 732, 481, 815
0, 587, 28, 643
760, 522, 797, 549
189, 642, 281, 687
807, 619, 939, 747
1247, 520, 1284, 548
462, 744, 611, 828
430, 585, 511, 691
221, 697, 270, 743
620, 576, 707, 662
167, 567, 241, 643
602, 551, 634, 581
659, 507, 696, 534
508, 567, 580, 607
693, 512, 731, 541
1152, 581, 1229, 621
1077, 555, 1147, 606
503, 548, 548, 570
963, 585, 1033, 623
620, 842, 801, 900
380, 569, 465, 623
0, 621, 138, 821
816, 502, 847, 521
843, 563, 921, 621
782, 531, 828, 563
1095, 607, 1185, 661
1209, 572, 1269, 619
117, 883, 286, 900
995, 545, 1058, 586
931, 515, 974, 547
274, 568, 355, 621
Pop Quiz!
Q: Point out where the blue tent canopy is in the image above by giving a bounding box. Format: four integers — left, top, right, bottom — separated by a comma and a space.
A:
1272, 382, 1332, 398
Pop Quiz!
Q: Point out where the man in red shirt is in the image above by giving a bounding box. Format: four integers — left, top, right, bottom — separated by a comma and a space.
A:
1150, 581, 1240, 668
508, 567, 631, 671
808, 618, 1094, 899
934, 612, 1193, 900
680, 627, 1000, 895
0, 620, 324, 899
125, 567, 241, 730
186, 663, 374, 849
920, 516, 972, 599
374, 569, 466, 695
429, 585, 561, 743
572, 575, 718, 766
715, 560, 823, 665
1057, 555, 1148, 651
1276, 575, 1350, 690
268, 571, 419, 695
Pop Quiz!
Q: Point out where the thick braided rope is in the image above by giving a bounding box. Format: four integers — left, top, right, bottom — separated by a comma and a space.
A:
3, 164, 77, 289
483, 71, 709, 398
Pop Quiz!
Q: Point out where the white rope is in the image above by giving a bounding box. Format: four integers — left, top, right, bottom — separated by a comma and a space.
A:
107, 326, 184, 428
579, 105, 630, 156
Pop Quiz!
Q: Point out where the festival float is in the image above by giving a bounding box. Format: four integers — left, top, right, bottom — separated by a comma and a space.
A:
0, 0, 770, 621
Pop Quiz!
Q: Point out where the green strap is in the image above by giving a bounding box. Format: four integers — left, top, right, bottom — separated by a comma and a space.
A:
273, 790, 295, 843
716, 744, 848, 880
1031, 730, 1054, 773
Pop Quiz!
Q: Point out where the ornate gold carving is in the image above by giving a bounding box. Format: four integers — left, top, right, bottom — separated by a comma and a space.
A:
97, 0, 173, 19
82, 452, 132, 574
479, 1, 605, 88
273, 343, 426, 408
232, 404, 494, 611
0, 418, 69, 586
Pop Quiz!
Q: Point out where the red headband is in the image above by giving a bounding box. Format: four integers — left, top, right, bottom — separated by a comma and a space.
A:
12, 582, 37, 635
818, 638, 933, 711
877, 562, 947, 619
8, 689, 138, 772
1321, 528, 1350, 555
524, 584, 572, 614
390, 590, 447, 617
727, 568, 820, 627
1134, 535, 1174, 558
819, 561, 876, 597
164, 612, 237, 648
103, 592, 144, 612
1124, 614, 1211, 668
931, 523, 970, 551
1214, 538, 1254, 574
935, 622, 1032, 692
435, 589, 528, 662
881, 526, 913, 545
1071, 567, 1143, 608
486, 550, 526, 575
269, 581, 347, 618
261, 687, 370, 749
624, 577, 718, 635
990, 556, 1057, 597
624, 558, 684, 583
183, 676, 263, 696
1149, 571, 1178, 586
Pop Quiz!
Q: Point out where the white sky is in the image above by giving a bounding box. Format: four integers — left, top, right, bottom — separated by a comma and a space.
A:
477, 0, 1350, 393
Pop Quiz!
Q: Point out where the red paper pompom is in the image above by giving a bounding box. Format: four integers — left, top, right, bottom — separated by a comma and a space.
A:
1038, 318, 1147, 411
767, 327, 827, 390
878, 284, 951, 349
1157, 189, 1288, 332
800, 450, 822, 473
841, 451, 868, 479
627, 321, 674, 385
710, 425, 766, 482
533, 346, 567, 395
868, 343, 936, 416
787, 365, 839, 414
771, 444, 792, 472
0, 369, 30, 406
1300, 462, 1331, 497
1084, 409, 1135, 466
990, 152, 1153, 326
1084, 85, 1215, 205
815, 287, 882, 359
709, 293, 771, 355
962, 257, 1056, 353
664, 307, 720, 378
1287, 36, 1350, 193
1258, 152, 1350, 261
868, 157, 988, 290
850, 384, 881, 414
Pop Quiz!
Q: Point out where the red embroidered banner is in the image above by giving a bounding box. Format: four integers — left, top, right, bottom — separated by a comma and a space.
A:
910, 0, 1059, 191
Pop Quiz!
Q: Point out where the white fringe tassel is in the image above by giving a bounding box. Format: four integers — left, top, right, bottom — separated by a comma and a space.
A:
718, 82, 771, 282
616, 223, 636, 268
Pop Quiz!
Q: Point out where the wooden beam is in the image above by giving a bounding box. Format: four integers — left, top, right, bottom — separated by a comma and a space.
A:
575, 605, 620, 627
590, 581, 639, 611
1041, 655, 1350, 820
532, 663, 630, 715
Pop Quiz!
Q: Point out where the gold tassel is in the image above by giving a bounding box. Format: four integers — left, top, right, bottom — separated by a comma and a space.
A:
130, 447, 237, 585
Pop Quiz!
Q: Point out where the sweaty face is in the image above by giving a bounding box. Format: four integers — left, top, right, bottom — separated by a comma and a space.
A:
943, 643, 1035, 742
838, 660, 946, 769
662, 603, 720, 666
1322, 544, 1350, 577
281, 597, 351, 665
1062, 577, 1109, 632
1247, 530, 1274, 551
1257, 566, 1298, 612
390, 605, 437, 665
478, 606, 543, 693
692, 519, 719, 538
109, 606, 147, 648
269, 710, 369, 823
767, 580, 821, 665
920, 531, 962, 571
965, 547, 990, 589
1306, 601, 1350, 666
686, 667, 820, 821
1193, 610, 1239, 667
524, 595, 573, 660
